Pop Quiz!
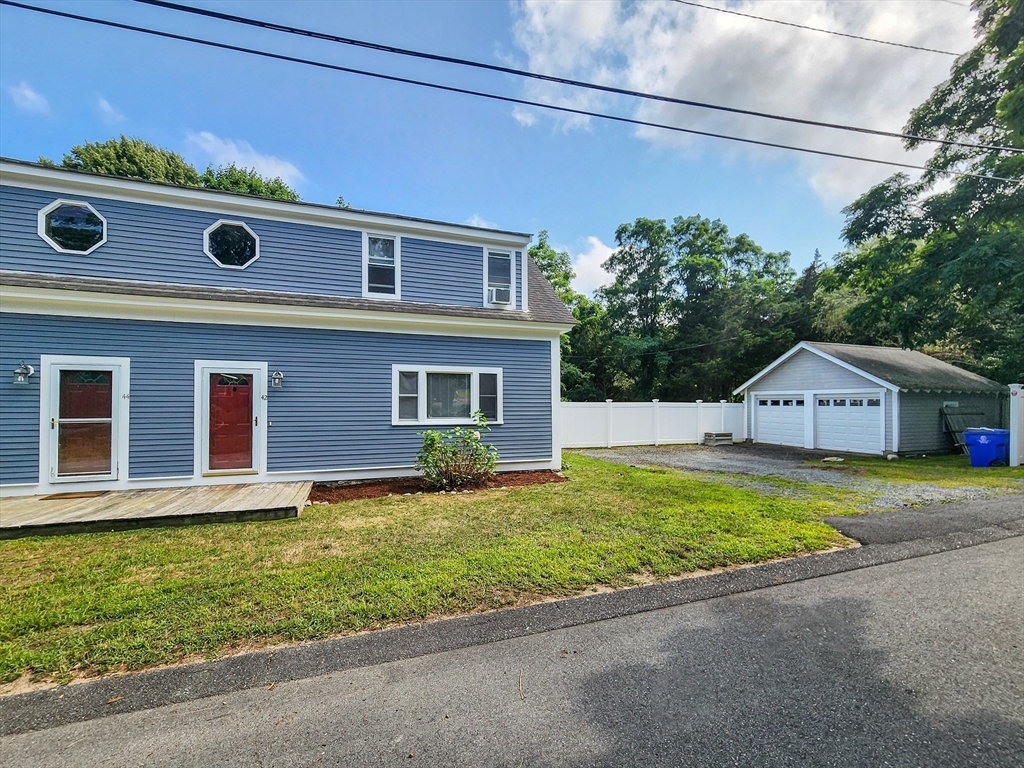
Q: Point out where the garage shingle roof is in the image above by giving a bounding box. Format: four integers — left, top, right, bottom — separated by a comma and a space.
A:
806, 342, 1005, 393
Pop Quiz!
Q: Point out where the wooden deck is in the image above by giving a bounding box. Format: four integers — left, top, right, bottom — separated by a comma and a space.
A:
0, 481, 312, 539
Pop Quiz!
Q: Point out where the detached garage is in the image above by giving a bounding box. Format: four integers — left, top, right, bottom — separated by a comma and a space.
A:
734, 342, 1006, 455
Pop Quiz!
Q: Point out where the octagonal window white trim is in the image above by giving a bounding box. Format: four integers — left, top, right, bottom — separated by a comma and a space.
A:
37, 199, 108, 255
203, 219, 260, 270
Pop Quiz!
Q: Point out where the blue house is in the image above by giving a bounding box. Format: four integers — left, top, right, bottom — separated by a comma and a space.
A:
0, 158, 573, 498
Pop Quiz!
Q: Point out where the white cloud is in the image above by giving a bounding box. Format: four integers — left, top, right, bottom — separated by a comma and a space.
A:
6, 81, 49, 114
466, 214, 498, 229
184, 131, 305, 186
97, 96, 124, 125
570, 235, 615, 296
511, 0, 977, 203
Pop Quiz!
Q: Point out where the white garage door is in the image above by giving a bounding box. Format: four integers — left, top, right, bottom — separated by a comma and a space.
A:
755, 396, 805, 447
815, 395, 882, 454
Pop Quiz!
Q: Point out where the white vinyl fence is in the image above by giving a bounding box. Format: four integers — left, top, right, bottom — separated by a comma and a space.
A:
562, 400, 746, 449
1010, 384, 1023, 468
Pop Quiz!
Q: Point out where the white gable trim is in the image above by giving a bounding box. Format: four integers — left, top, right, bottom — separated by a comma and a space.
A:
733, 342, 900, 395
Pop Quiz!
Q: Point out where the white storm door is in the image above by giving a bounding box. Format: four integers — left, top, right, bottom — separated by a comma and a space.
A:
44, 356, 130, 483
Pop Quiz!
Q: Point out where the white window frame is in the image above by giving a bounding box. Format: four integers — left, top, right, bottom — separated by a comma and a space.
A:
483, 247, 516, 309
194, 360, 269, 477
362, 231, 402, 300
37, 198, 108, 255
203, 219, 261, 270
391, 365, 503, 425
38, 355, 130, 486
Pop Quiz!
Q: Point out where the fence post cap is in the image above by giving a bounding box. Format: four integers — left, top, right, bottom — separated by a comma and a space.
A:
720, 399, 727, 403
696, 399, 704, 403
605, 399, 613, 403
652, 399, 659, 403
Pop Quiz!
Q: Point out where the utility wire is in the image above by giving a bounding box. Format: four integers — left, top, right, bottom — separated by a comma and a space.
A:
129, 0, 1017, 155
664, 0, 963, 56
1, 1, 1016, 183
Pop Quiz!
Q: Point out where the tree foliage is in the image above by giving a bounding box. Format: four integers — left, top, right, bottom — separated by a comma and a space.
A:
44, 135, 200, 186
42, 136, 305, 202
827, 0, 1023, 383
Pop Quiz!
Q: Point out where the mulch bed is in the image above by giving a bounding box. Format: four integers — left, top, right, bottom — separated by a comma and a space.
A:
309, 470, 568, 503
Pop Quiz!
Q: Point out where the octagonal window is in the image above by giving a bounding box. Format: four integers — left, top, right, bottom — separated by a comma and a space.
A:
38, 200, 107, 255
204, 220, 260, 269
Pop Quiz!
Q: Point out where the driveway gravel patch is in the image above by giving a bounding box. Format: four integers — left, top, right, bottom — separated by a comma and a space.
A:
582, 445, 1021, 511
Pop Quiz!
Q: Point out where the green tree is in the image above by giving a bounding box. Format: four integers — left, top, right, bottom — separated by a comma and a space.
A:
664, 215, 798, 400
831, 0, 1023, 382
600, 218, 675, 398
41, 136, 313, 204
44, 135, 200, 186
199, 163, 300, 201
529, 230, 575, 303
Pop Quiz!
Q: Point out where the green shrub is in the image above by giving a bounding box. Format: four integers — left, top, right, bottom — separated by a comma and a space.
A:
416, 413, 499, 490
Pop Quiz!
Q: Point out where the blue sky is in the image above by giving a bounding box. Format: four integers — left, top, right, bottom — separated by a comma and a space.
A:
0, 1, 976, 294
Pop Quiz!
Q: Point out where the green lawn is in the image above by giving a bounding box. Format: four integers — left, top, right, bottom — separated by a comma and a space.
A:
806, 453, 1024, 489
0, 454, 851, 686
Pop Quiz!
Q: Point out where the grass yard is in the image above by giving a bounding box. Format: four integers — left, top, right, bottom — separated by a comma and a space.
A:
806, 453, 1024, 489
0, 454, 852, 687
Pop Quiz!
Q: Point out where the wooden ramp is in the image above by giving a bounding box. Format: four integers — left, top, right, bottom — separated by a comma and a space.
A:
0, 481, 312, 539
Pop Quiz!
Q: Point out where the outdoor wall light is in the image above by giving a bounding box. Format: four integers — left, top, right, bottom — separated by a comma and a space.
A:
13, 362, 34, 385
271, 370, 285, 388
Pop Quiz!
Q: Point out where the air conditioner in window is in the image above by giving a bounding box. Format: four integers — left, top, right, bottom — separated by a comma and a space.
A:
488, 286, 512, 305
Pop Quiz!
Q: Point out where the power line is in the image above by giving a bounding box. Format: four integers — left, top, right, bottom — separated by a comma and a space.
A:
1, 0, 1015, 183
664, 0, 963, 56
128, 0, 1017, 155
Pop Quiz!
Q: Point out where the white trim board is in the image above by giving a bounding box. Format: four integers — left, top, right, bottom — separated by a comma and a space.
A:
2, 161, 532, 250
733, 342, 900, 395
0, 285, 571, 341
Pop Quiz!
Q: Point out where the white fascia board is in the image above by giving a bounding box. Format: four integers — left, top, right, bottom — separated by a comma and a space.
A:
1, 162, 533, 250
733, 341, 900, 395
0, 284, 572, 340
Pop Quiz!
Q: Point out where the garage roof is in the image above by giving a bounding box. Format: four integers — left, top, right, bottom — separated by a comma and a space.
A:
734, 341, 1006, 394
805, 343, 1005, 393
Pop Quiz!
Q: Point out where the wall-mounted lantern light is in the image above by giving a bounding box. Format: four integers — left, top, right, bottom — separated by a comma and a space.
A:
271, 370, 285, 388
13, 362, 35, 385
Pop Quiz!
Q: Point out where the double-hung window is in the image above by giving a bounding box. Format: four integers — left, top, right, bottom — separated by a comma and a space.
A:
364, 233, 400, 298
486, 249, 513, 307
392, 366, 502, 425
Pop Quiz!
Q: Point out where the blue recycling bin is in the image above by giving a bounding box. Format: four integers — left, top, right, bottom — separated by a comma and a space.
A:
963, 428, 1011, 467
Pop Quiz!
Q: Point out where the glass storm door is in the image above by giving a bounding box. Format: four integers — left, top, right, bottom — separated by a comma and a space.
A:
208, 373, 254, 471
54, 369, 116, 478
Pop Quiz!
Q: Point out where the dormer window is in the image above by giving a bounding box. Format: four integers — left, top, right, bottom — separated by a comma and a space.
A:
363, 233, 400, 299
486, 249, 513, 307
38, 200, 107, 255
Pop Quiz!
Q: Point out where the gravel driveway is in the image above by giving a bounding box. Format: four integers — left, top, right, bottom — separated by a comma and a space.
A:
582, 444, 1023, 510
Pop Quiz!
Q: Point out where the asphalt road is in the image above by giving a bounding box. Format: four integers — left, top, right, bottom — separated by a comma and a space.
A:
2, 533, 1021, 767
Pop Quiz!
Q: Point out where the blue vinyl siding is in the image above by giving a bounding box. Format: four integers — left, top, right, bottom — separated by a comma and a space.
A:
400, 237, 483, 307
1, 185, 526, 310
0, 313, 552, 484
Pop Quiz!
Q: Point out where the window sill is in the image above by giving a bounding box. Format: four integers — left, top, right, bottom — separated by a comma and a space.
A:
392, 419, 503, 427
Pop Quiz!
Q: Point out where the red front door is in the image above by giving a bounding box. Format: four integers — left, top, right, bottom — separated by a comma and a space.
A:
208, 373, 253, 471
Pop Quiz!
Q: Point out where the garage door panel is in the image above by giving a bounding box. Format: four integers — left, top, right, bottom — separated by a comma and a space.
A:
755, 395, 805, 448
815, 394, 882, 454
